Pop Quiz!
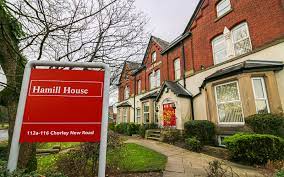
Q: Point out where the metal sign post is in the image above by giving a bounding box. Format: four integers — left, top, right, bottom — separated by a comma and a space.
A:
7, 60, 110, 177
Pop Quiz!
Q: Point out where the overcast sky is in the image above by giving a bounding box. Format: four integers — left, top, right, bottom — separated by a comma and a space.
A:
134, 0, 199, 42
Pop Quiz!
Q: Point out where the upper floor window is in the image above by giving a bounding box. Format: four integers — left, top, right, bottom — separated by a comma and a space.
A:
212, 35, 227, 64
124, 86, 129, 99
149, 72, 155, 90
252, 77, 270, 114
215, 81, 244, 124
152, 52, 157, 62
155, 69, 160, 87
137, 80, 141, 94
174, 59, 181, 80
212, 22, 252, 65
232, 23, 252, 56
216, 0, 231, 18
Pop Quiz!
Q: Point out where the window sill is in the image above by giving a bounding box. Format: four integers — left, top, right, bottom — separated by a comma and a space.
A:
214, 8, 233, 23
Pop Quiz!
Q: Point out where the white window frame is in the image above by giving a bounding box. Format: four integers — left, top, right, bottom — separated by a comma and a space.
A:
136, 108, 141, 123
143, 102, 150, 123
212, 35, 227, 65
155, 69, 160, 87
251, 77, 270, 114
124, 86, 129, 99
137, 80, 141, 94
152, 52, 157, 62
149, 72, 155, 90
218, 135, 229, 147
231, 22, 252, 56
216, 0, 232, 18
123, 108, 128, 123
215, 81, 245, 125
174, 58, 181, 80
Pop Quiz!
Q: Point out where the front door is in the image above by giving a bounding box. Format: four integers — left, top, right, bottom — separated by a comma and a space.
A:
162, 103, 176, 127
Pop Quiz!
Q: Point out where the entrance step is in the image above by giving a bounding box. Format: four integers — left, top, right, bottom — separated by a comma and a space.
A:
146, 129, 161, 141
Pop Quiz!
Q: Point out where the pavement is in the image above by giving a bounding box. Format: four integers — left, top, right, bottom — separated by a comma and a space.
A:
0, 129, 8, 142
126, 137, 264, 177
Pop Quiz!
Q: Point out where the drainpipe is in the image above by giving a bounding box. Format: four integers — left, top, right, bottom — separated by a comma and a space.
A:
182, 41, 187, 88
133, 75, 136, 123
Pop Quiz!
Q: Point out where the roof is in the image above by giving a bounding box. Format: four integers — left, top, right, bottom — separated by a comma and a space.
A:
117, 61, 141, 85
116, 101, 132, 108
156, 81, 192, 102
140, 91, 159, 101
202, 60, 284, 87
161, 32, 191, 54
142, 36, 169, 65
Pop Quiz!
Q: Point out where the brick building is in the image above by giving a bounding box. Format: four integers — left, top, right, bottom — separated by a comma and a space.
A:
117, 0, 284, 146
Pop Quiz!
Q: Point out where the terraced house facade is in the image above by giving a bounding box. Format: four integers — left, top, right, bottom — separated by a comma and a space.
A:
116, 0, 284, 145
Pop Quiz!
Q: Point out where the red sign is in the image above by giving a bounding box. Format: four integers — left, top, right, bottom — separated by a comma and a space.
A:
20, 69, 104, 143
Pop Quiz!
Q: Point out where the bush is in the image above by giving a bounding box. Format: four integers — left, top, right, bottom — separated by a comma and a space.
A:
185, 137, 202, 152
224, 133, 284, 165
276, 170, 284, 177
108, 122, 115, 131
126, 123, 140, 136
114, 123, 128, 134
246, 114, 284, 138
161, 129, 180, 144
184, 120, 215, 145
139, 124, 158, 138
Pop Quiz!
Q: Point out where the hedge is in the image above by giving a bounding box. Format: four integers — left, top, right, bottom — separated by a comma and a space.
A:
184, 120, 215, 145
114, 123, 140, 136
245, 114, 284, 138
185, 137, 202, 152
224, 133, 284, 165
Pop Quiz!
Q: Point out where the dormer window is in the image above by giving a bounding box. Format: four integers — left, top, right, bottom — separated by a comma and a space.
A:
152, 52, 157, 62
216, 0, 231, 18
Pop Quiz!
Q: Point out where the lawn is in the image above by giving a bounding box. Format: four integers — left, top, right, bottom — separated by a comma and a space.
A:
107, 143, 167, 172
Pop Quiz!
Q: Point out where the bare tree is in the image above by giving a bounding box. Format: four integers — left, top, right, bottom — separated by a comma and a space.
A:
0, 0, 147, 170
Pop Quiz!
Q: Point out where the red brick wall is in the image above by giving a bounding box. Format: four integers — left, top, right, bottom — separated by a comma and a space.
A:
185, 0, 284, 72
118, 64, 135, 102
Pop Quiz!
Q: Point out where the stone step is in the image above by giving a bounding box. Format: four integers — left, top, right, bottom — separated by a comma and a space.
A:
147, 129, 161, 133
148, 133, 161, 138
147, 136, 161, 141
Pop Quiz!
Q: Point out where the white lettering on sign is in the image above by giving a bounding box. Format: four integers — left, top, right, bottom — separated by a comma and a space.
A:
29, 80, 103, 97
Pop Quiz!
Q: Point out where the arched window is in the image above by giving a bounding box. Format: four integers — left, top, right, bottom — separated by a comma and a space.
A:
124, 86, 129, 99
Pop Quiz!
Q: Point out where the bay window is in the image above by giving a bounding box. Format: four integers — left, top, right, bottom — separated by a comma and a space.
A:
252, 77, 270, 114
216, 0, 231, 18
215, 81, 244, 124
143, 102, 150, 123
174, 59, 181, 80
232, 22, 252, 56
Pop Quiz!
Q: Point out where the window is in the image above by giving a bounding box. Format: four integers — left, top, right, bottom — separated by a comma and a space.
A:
137, 80, 141, 94
174, 59, 181, 80
149, 72, 155, 90
143, 102, 150, 123
232, 22, 252, 56
152, 52, 157, 62
215, 81, 244, 124
117, 109, 120, 124
136, 108, 141, 123
212, 35, 227, 64
124, 86, 129, 99
216, 0, 231, 17
252, 77, 270, 114
218, 135, 229, 147
155, 69, 160, 87
123, 108, 127, 123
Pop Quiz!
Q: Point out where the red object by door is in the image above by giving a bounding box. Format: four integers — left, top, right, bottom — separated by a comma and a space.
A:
162, 104, 176, 127
20, 68, 104, 143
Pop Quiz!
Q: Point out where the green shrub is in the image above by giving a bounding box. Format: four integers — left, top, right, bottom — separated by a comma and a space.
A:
127, 123, 140, 136
139, 124, 158, 138
185, 137, 202, 152
184, 120, 215, 145
108, 122, 115, 131
224, 133, 284, 165
115, 123, 128, 134
161, 129, 180, 144
246, 114, 284, 138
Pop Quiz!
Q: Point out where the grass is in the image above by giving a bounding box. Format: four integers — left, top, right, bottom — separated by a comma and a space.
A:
37, 154, 59, 173
107, 143, 167, 172
0, 123, 8, 130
